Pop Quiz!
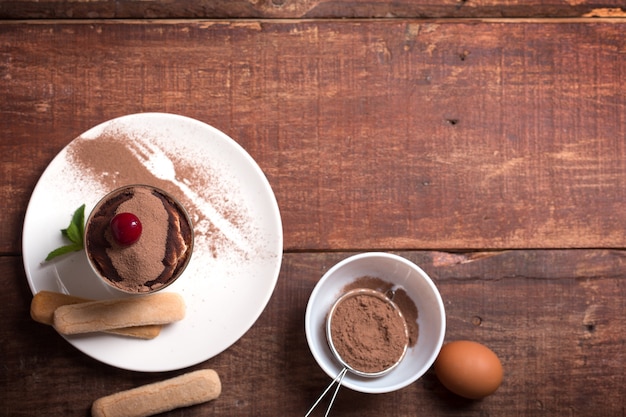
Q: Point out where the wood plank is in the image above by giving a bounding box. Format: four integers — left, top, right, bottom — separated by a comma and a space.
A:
0, 0, 625, 19
1, 20, 625, 253
2, 250, 625, 415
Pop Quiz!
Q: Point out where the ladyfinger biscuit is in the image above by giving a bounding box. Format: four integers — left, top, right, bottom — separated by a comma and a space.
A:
31, 291, 162, 339
91, 369, 221, 417
53, 292, 185, 335
31, 291, 87, 324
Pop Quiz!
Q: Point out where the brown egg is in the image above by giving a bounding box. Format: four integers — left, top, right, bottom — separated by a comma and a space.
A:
434, 340, 503, 399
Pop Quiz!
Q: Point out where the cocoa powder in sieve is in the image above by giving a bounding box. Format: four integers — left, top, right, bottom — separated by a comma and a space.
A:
343, 276, 419, 347
329, 292, 408, 374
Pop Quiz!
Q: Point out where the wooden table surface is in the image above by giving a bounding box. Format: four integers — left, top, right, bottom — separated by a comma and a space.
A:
1, 1, 625, 416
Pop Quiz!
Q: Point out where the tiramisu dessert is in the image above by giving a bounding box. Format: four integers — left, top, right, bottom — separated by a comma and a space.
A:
85, 185, 193, 293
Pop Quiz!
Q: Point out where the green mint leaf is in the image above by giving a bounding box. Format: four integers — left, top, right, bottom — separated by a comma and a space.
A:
45, 204, 86, 262
62, 204, 85, 245
73, 204, 85, 240
63, 221, 81, 245
45, 243, 83, 261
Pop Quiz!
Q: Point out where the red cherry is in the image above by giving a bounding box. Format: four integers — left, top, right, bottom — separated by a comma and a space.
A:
110, 212, 142, 246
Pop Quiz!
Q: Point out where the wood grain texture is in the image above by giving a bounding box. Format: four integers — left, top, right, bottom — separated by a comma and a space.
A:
0, 0, 625, 19
1, 20, 625, 253
2, 251, 625, 416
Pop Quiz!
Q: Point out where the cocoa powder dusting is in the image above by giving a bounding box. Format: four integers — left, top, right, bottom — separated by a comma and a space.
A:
107, 188, 169, 289
67, 125, 254, 260
343, 276, 419, 347
330, 293, 408, 374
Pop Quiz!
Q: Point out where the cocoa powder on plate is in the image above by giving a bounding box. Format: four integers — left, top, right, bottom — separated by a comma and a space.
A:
66, 126, 253, 259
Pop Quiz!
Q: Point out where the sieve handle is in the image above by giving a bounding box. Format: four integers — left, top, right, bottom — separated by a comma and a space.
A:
304, 367, 348, 417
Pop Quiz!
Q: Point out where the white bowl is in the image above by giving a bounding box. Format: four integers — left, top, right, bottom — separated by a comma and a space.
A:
305, 252, 446, 394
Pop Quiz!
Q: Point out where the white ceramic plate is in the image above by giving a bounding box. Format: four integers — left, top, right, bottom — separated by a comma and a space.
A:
22, 113, 283, 372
